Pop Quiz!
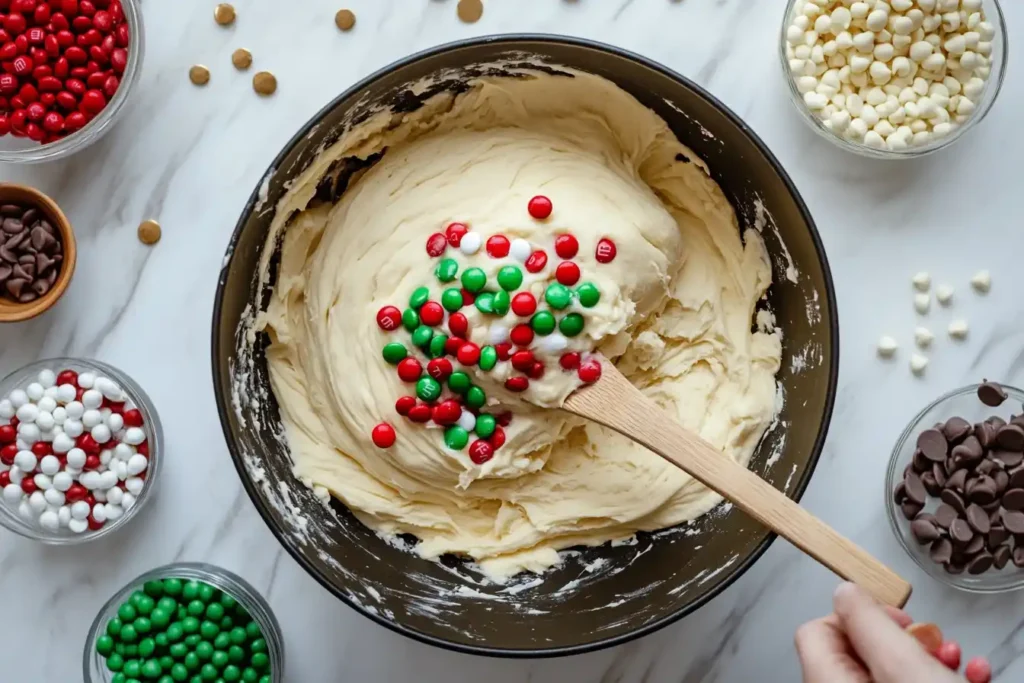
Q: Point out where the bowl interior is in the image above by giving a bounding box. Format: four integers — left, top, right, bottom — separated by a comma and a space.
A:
212, 37, 838, 655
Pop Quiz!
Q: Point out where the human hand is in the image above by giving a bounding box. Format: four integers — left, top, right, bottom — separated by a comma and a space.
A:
795, 582, 991, 683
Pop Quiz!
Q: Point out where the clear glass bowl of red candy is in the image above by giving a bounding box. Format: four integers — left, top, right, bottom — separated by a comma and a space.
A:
0, 357, 162, 542
0, 0, 144, 163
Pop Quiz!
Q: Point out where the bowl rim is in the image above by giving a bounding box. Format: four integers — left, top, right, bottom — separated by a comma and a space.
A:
210, 33, 841, 658
0, 183, 78, 322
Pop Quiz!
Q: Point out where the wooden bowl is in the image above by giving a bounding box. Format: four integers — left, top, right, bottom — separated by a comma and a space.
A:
0, 183, 76, 323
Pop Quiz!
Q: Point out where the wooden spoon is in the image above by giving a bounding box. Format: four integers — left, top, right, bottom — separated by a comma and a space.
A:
563, 359, 912, 608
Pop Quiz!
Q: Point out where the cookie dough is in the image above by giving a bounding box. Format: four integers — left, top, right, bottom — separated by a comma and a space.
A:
256, 67, 782, 578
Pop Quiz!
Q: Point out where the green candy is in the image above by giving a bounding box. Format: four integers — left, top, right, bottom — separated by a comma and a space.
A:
115, 643, 126, 655
176, 606, 187, 621
220, 595, 237, 611
166, 623, 184, 642
142, 660, 163, 678
219, 616, 235, 631
223, 665, 242, 682
497, 265, 523, 291
97, 634, 115, 655
444, 426, 468, 450
576, 282, 600, 308
434, 258, 459, 283
544, 283, 572, 310
229, 628, 248, 646
260, 677, 271, 683
531, 311, 556, 335
465, 386, 486, 410
123, 660, 141, 677
409, 286, 430, 309
416, 377, 441, 402
184, 651, 200, 670
112, 674, 127, 683
401, 308, 419, 331
461, 267, 487, 293
250, 638, 267, 653
244, 622, 261, 640
144, 581, 164, 598
241, 669, 259, 683
187, 600, 206, 617
197, 584, 216, 603
205, 603, 225, 621
251, 652, 269, 670
120, 624, 138, 643
124, 644, 139, 657
158, 597, 178, 613
119, 603, 138, 622
162, 579, 183, 597
138, 637, 155, 657
107, 617, 124, 637
155, 632, 169, 648
441, 288, 463, 312
211, 650, 229, 668
135, 617, 152, 634
411, 324, 433, 349
214, 632, 231, 650
474, 292, 495, 315
492, 290, 510, 316
160, 655, 175, 669
428, 334, 448, 359
200, 620, 219, 639
478, 346, 498, 371
170, 643, 189, 658
559, 313, 585, 337
475, 414, 496, 439
181, 582, 201, 602
151, 608, 171, 629
135, 594, 156, 615
171, 663, 189, 681
107, 653, 125, 672
201, 663, 219, 681
196, 641, 214, 660
182, 617, 200, 634
228, 645, 246, 663
448, 372, 471, 394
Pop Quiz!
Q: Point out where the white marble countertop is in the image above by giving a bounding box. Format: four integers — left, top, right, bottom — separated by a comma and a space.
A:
2, 0, 1024, 680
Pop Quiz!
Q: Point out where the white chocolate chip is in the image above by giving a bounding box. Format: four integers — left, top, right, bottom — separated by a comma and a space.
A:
914, 293, 931, 314
970, 270, 991, 293
948, 319, 969, 340
912, 271, 931, 291
914, 327, 935, 349
935, 284, 954, 305
877, 335, 899, 358
910, 353, 929, 376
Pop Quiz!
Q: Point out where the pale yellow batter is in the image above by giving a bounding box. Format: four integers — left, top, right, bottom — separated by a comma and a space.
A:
256, 67, 782, 578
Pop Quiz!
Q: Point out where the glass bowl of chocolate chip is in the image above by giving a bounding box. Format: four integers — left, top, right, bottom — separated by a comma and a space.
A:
0, 183, 77, 322
887, 381, 1024, 592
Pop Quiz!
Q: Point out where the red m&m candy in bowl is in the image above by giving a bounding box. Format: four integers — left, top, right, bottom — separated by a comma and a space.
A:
0, 358, 162, 544
0, 0, 144, 163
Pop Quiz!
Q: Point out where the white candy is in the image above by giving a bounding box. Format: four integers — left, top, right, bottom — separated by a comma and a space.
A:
106, 413, 124, 434
114, 443, 133, 462
912, 272, 931, 291
39, 509, 59, 531
459, 232, 482, 255
877, 336, 899, 358
92, 504, 108, 523
82, 409, 102, 429
970, 270, 991, 293
8, 390, 28, 409
536, 333, 569, 354
99, 471, 119, 490
123, 427, 145, 446
65, 466, 81, 478
948, 320, 969, 339
127, 454, 148, 476
25, 382, 44, 401
64, 400, 84, 419
80, 471, 102, 490
935, 284, 954, 305
95, 377, 123, 401
76, 372, 96, 389
125, 476, 145, 496
51, 433, 75, 454
122, 492, 136, 511
107, 487, 124, 505
7, 466, 22, 485
914, 293, 931, 314
39, 455, 60, 476
81, 389, 103, 410
91, 424, 112, 444
93, 488, 106, 502
2, 483, 23, 504
0, 399, 13, 419
15, 403, 38, 423
37, 369, 56, 388
35, 412, 54, 432
57, 505, 70, 527
910, 353, 929, 376
36, 395, 57, 414
114, 461, 129, 481
100, 449, 112, 467
63, 419, 84, 438
68, 518, 88, 533
18, 500, 32, 519
70, 500, 90, 520
43, 488, 64, 507
28, 491, 46, 513
105, 503, 123, 521
55, 384, 76, 404
13, 451, 36, 473
52, 471, 73, 492
52, 407, 66, 425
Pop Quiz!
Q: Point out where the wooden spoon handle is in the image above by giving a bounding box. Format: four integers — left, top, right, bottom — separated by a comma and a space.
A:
564, 364, 912, 608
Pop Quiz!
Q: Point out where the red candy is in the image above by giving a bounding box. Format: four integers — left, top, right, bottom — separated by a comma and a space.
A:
407, 403, 432, 423
555, 261, 580, 286
65, 483, 87, 503
527, 195, 552, 220
444, 337, 463, 356
528, 361, 545, 379
395, 395, 417, 416
559, 352, 581, 370
965, 657, 992, 683
425, 232, 447, 257
426, 358, 453, 381
510, 350, 534, 372
0, 471, 9, 487
31, 441, 52, 456
494, 343, 512, 361
445, 222, 468, 247
419, 301, 444, 326
371, 423, 396, 448
468, 439, 494, 465
510, 292, 537, 317
937, 641, 961, 670
0, 424, 15, 444
87, 513, 105, 530
489, 426, 506, 450
504, 376, 529, 392
460, 288, 476, 306
0, 444, 17, 466
447, 312, 468, 338
510, 324, 534, 347
495, 412, 513, 427
376, 305, 402, 331
122, 408, 143, 428
396, 358, 422, 382
76, 433, 100, 455
524, 249, 548, 273
554, 234, 578, 259
431, 399, 461, 426
20, 477, 37, 494
578, 359, 602, 384
485, 235, 510, 258
84, 454, 100, 470
595, 238, 617, 264
457, 342, 481, 366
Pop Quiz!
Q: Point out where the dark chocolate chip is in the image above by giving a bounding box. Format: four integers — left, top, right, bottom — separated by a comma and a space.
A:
1010, 468, 1024, 490
1, 218, 23, 234
950, 518, 974, 544
0, 245, 16, 264
943, 417, 973, 443
917, 429, 948, 462
931, 538, 954, 563
964, 534, 986, 555
976, 422, 996, 449
953, 435, 984, 461
976, 459, 997, 476
18, 290, 37, 303
46, 269, 57, 286
989, 526, 1009, 549
905, 472, 927, 504
17, 253, 33, 265
39, 220, 54, 235
0, 204, 22, 217
946, 562, 966, 575
1012, 414, 1024, 429
5, 278, 27, 298
893, 481, 907, 505
967, 552, 994, 574
911, 519, 942, 544
968, 476, 998, 505
935, 503, 959, 528
989, 416, 1008, 430
1013, 546, 1024, 568
29, 226, 56, 252
1002, 509, 1024, 534
901, 500, 924, 520
0, 264, 10, 282
30, 279, 49, 296
20, 208, 38, 226
922, 472, 941, 496
912, 449, 931, 473
34, 253, 56, 276
1003, 488, 1024, 511
932, 462, 947, 487
917, 512, 938, 525
979, 381, 1009, 406
995, 469, 1011, 495
966, 503, 991, 534
990, 508, 1003, 525
946, 468, 967, 492
940, 489, 966, 514
994, 545, 1012, 569
996, 425, 1024, 452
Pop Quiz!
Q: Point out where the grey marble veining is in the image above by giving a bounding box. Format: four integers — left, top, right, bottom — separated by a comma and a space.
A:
2, 0, 1024, 680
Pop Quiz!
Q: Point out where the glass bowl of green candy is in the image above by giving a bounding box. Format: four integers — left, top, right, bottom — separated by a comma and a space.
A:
84, 562, 284, 682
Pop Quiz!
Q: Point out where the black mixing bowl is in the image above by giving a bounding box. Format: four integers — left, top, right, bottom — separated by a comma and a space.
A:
212, 35, 839, 657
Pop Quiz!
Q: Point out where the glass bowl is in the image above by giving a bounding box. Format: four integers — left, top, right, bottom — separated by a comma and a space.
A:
83, 563, 285, 682
0, 358, 162, 543
0, 0, 145, 164
886, 383, 1024, 593
780, 0, 1008, 159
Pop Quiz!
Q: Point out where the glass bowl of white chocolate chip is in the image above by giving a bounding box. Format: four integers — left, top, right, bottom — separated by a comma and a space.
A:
780, 0, 1008, 157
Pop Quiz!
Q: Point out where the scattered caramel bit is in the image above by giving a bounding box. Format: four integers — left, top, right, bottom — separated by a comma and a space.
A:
231, 48, 252, 70
335, 9, 356, 31
253, 71, 277, 96
138, 220, 162, 246
189, 65, 210, 86
457, 0, 483, 23
906, 623, 943, 654
214, 3, 236, 26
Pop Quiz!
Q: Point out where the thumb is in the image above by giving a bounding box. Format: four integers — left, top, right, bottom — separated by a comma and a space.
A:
832, 583, 950, 683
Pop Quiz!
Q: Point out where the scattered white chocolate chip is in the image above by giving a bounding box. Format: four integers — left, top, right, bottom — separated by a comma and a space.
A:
912, 272, 931, 291
935, 285, 954, 305
914, 326, 934, 349
914, 293, 931, 314
970, 270, 991, 293
877, 335, 899, 358
948, 319, 969, 340
910, 353, 929, 376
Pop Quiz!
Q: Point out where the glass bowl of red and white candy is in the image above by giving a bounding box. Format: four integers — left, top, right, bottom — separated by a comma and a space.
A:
0, 358, 162, 542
